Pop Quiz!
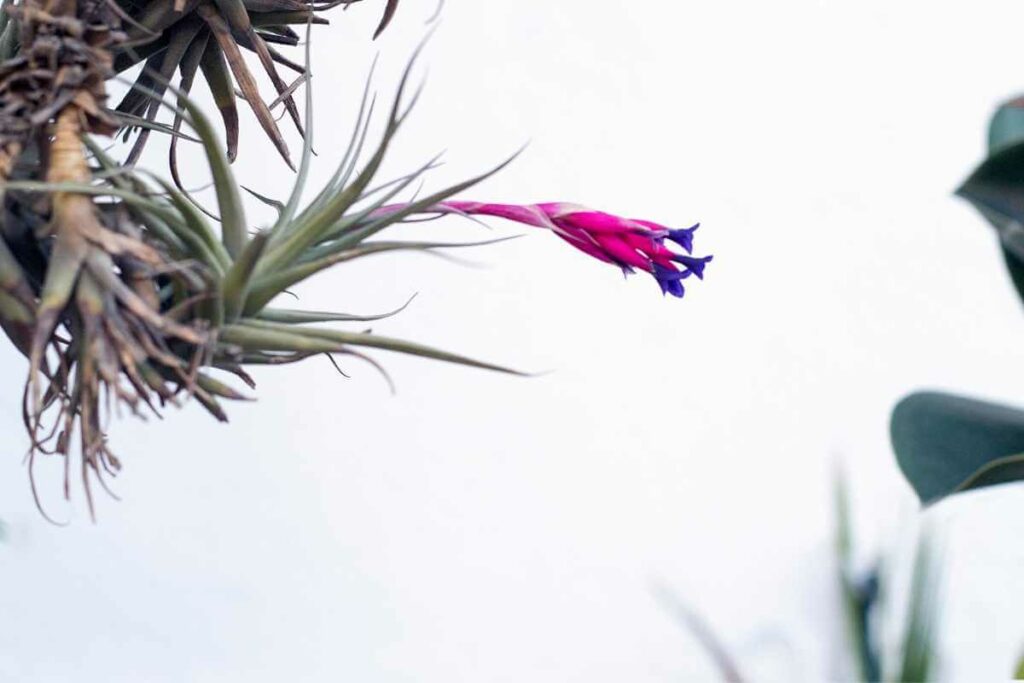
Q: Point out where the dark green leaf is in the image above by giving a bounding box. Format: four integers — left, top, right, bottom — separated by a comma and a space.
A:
891, 391, 1024, 504
957, 98, 1024, 305
989, 97, 1024, 152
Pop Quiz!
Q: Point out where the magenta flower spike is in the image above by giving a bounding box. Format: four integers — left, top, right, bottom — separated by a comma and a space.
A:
376, 201, 712, 297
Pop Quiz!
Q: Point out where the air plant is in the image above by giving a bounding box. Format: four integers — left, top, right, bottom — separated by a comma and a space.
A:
0, 0, 711, 517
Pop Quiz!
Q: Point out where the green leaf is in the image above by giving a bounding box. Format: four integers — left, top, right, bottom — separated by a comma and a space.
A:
243, 186, 285, 215
891, 391, 1024, 504
834, 469, 881, 682
162, 58, 249, 259
108, 69, 248, 259
222, 231, 270, 321
267, 18, 315, 237
229, 319, 525, 375
257, 294, 416, 324
246, 237, 514, 313
957, 97, 1024, 305
896, 531, 940, 682
989, 97, 1024, 152
1013, 649, 1024, 679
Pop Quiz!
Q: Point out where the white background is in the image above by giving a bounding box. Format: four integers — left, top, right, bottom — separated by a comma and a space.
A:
3, 1, 1024, 680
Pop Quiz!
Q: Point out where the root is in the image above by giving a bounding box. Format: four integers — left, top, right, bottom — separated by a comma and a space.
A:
23, 106, 208, 519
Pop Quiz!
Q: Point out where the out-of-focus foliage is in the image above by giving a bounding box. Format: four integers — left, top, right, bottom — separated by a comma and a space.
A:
836, 470, 882, 681
651, 582, 745, 683
658, 472, 941, 682
837, 472, 940, 683
894, 529, 940, 682
959, 96, 1024, 305
892, 97, 1024, 503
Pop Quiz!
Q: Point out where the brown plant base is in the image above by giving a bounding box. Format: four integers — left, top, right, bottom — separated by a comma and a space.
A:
0, 2, 216, 518
27, 106, 211, 519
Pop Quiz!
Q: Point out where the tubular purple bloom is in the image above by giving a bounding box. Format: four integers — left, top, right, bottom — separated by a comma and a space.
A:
652, 263, 690, 298
672, 254, 712, 279
666, 225, 699, 253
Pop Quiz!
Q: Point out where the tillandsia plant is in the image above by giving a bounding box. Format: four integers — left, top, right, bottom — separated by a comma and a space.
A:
0, 0, 711, 518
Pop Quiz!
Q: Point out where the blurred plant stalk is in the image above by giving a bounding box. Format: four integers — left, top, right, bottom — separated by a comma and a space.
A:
655, 471, 941, 682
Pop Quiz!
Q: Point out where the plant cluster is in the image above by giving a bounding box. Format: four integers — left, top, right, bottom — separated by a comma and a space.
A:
0, 0, 710, 515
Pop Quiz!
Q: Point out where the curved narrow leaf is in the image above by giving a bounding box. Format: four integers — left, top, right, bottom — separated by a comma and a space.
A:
170, 29, 210, 187
374, 0, 399, 39
198, 39, 239, 162
222, 231, 270, 320
834, 470, 881, 683
230, 319, 525, 375
250, 11, 329, 27
257, 294, 415, 323
215, 0, 303, 133
125, 18, 205, 165
649, 582, 745, 683
897, 532, 941, 682
891, 391, 1024, 504
199, 3, 294, 169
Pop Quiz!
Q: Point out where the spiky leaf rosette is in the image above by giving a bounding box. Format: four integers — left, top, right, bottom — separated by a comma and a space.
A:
3, 16, 521, 516
0, 0, 709, 517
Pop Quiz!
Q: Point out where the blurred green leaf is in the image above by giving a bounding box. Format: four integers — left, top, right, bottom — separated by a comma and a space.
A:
957, 97, 1024, 305
891, 391, 1024, 504
650, 582, 745, 683
896, 531, 940, 682
1013, 650, 1024, 679
989, 97, 1024, 152
835, 469, 882, 682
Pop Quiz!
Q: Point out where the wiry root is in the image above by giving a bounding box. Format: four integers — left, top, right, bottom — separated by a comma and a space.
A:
23, 275, 210, 520
20, 105, 209, 520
